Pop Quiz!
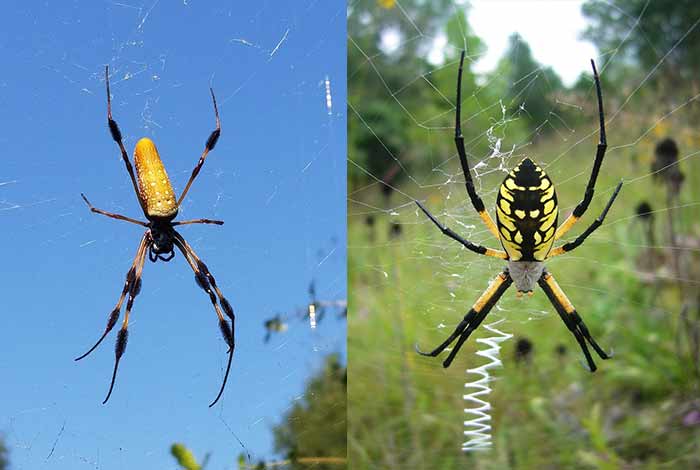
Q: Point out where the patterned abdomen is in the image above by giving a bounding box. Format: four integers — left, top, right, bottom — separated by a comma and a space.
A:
496, 158, 558, 261
134, 138, 178, 220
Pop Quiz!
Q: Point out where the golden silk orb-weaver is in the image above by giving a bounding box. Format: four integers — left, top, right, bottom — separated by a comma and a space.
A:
415, 51, 622, 371
76, 66, 234, 407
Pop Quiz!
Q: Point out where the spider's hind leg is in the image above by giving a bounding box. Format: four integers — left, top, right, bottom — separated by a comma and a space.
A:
102, 233, 149, 404
538, 271, 611, 372
75, 232, 149, 362
172, 231, 234, 407
416, 271, 512, 368
571, 311, 611, 360
174, 231, 235, 322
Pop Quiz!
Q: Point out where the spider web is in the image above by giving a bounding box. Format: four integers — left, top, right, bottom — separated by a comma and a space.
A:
349, 0, 700, 466
0, 1, 346, 469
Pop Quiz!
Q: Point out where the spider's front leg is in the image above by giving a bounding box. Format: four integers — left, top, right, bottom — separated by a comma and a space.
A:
417, 271, 513, 367
538, 271, 611, 371
555, 59, 608, 240
453, 50, 500, 240
104, 66, 149, 217
177, 89, 221, 207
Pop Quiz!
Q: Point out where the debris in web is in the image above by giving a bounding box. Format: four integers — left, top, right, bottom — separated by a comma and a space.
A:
269, 28, 290, 59
324, 75, 333, 115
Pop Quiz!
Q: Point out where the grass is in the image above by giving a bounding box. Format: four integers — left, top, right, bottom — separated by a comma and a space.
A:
348, 115, 700, 469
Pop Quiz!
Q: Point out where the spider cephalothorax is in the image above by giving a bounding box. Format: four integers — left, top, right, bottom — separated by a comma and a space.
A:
415, 51, 622, 371
149, 223, 176, 262
76, 66, 234, 407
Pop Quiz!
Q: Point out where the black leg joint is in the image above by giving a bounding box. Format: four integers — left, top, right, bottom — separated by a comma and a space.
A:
572, 189, 594, 217
130, 277, 142, 297
218, 318, 234, 348
106, 309, 120, 331
220, 297, 235, 321
206, 129, 220, 151
465, 181, 486, 213
108, 119, 122, 143
115, 329, 128, 358
444, 227, 486, 254
195, 272, 210, 291
197, 259, 210, 276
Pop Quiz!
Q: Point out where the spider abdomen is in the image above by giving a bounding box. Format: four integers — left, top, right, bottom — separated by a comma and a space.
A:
496, 158, 558, 261
134, 138, 178, 220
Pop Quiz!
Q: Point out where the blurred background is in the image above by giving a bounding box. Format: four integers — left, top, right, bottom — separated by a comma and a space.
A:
0, 1, 346, 469
349, 0, 700, 468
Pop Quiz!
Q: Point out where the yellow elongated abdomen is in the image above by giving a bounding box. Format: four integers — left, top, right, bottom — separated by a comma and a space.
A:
134, 138, 178, 220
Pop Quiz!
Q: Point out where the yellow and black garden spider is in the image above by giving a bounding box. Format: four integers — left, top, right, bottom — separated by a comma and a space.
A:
416, 51, 622, 371
75, 66, 234, 407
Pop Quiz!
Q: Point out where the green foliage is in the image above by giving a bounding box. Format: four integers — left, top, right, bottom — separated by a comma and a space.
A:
582, 0, 700, 94
497, 33, 566, 133
171, 443, 206, 470
348, 0, 456, 193
444, 7, 485, 64
0, 437, 8, 470
170, 358, 346, 470
349, 3, 567, 197
273, 354, 347, 470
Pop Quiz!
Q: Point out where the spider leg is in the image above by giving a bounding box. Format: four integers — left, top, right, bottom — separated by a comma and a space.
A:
415, 312, 473, 357
104, 66, 149, 217
173, 231, 235, 322
538, 271, 610, 372
548, 181, 622, 258
103, 232, 149, 404
454, 50, 500, 240
177, 89, 221, 207
172, 233, 234, 407
556, 59, 608, 240
172, 218, 224, 226
415, 200, 507, 259
442, 309, 492, 368
75, 232, 149, 361
81, 193, 148, 226
416, 271, 512, 368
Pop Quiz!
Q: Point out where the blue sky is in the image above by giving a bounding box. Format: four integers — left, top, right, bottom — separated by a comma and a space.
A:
0, 1, 346, 468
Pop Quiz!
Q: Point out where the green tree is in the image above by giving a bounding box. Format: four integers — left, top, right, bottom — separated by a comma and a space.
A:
348, 0, 459, 194
582, 0, 700, 93
171, 443, 209, 470
272, 354, 346, 470
497, 33, 565, 135
0, 437, 8, 470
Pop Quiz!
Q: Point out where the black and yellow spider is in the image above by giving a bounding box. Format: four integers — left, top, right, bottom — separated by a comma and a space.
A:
75, 66, 235, 407
416, 51, 622, 371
